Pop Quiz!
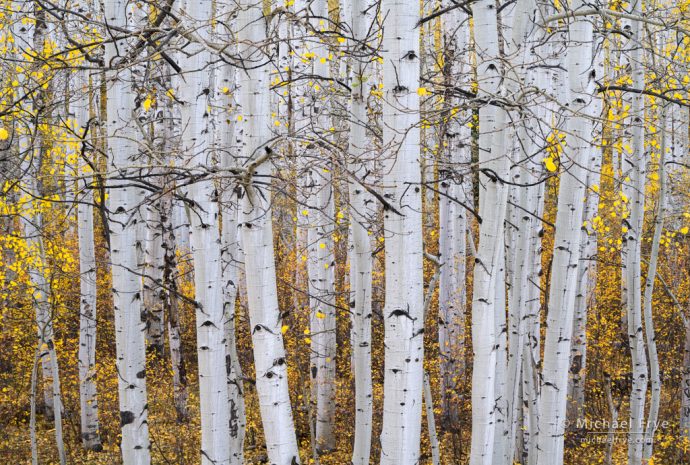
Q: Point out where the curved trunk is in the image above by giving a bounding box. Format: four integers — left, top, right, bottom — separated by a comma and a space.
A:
642, 107, 666, 461
621, 3, 648, 463
237, 1, 301, 463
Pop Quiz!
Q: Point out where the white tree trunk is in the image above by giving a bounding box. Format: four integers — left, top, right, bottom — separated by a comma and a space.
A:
177, 0, 233, 461
567, 45, 604, 426
143, 204, 165, 356
536, 1, 596, 462
379, 1, 425, 463
236, 1, 301, 463
621, 3, 648, 463
347, 0, 376, 462
217, 36, 247, 462
104, 0, 150, 462
469, 0, 509, 462
424, 372, 441, 465
642, 107, 666, 461
306, 4, 337, 450
75, 61, 102, 451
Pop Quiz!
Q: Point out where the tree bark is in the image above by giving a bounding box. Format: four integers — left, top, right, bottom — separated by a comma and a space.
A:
347, 0, 376, 462
104, 0, 151, 461
237, 1, 301, 463
536, 1, 597, 462
379, 1, 426, 463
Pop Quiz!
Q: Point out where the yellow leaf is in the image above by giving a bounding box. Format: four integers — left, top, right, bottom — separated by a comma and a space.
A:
417, 87, 429, 96
0, 128, 8, 140
681, 226, 689, 235
544, 158, 557, 172
143, 98, 152, 111
316, 311, 325, 319
281, 325, 289, 334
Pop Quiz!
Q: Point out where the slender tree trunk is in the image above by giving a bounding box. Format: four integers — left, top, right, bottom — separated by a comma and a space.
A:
104, 0, 150, 462
642, 107, 666, 461
347, 0, 376, 462
604, 373, 620, 465
159, 60, 190, 423
12, 0, 55, 423
75, 67, 102, 450
378, 1, 425, 464
237, 1, 301, 463
469, 0, 510, 461
567, 77, 604, 428
536, 1, 597, 462
176, 0, 233, 461
161, 182, 189, 424
621, 3, 648, 463
217, 35, 247, 461
424, 372, 441, 465
143, 204, 165, 356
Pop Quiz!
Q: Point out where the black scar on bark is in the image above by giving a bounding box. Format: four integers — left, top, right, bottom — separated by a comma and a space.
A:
120, 410, 135, 426
311, 366, 318, 379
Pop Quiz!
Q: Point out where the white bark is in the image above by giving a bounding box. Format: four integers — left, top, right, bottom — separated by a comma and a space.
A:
604, 374, 620, 465
176, 0, 233, 461
75, 56, 102, 450
104, 0, 150, 461
304, 4, 337, 451
379, 1, 425, 464
236, 1, 301, 463
642, 107, 666, 461
143, 204, 165, 355
216, 33, 246, 462
160, 64, 190, 423
621, 3, 647, 462
567, 41, 604, 426
347, 0, 376, 462
161, 185, 190, 424
536, 0, 597, 462
12, 0, 57, 424
469, 0, 510, 461
424, 372, 441, 465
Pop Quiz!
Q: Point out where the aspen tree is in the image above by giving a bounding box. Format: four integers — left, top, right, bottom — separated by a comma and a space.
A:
378, 1, 425, 464
537, 1, 598, 462
104, 0, 150, 461
237, 0, 301, 462
347, 0, 377, 462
